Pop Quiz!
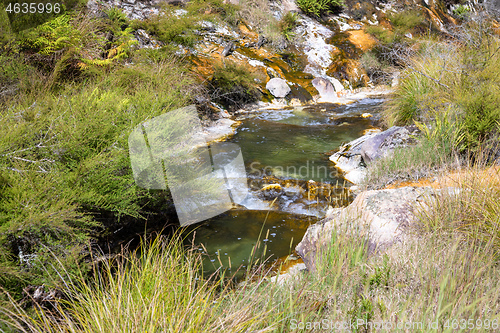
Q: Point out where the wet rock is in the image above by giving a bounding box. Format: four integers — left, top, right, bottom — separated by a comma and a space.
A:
330, 77, 345, 92
311, 77, 338, 103
87, 0, 162, 20
266, 78, 291, 98
296, 186, 446, 271
260, 183, 283, 200
256, 35, 267, 48
360, 126, 418, 163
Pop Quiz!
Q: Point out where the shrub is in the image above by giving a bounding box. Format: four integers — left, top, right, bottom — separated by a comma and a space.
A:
209, 61, 261, 110
387, 21, 500, 153
296, 0, 344, 17
359, 51, 392, 84
0, 54, 195, 296
388, 10, 426, 32
452, 4, 471, 20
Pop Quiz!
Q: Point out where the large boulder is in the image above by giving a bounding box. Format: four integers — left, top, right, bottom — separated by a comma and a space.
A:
266, 78, 291, 98
296, 186, 448, 271
329, 126, 418, 184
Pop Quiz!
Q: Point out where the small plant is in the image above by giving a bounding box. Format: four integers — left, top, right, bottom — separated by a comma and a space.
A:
296, 0, 344, 17
452, 4, 471, 20
389, 10, 425, 32
279, 12, 299, 41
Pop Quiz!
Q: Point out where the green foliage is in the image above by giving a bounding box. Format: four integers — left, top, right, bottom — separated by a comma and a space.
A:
365, 25, 396, 45
359, 51, 392, 84
388, 10, 426, 31
296, 0, 344, 17
279, 12, 299, 41
18, 14, 81, 54
135, 0, 237, 48
452, 4, 471, 19
0, 51, 195, 295
209, 61, 261, 110
387, 21, 500, 153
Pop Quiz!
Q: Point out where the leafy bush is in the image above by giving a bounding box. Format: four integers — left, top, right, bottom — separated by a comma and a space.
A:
452, 4, 471, 20
359, 51, 392, 84
0, 51, 195, 296
296, 0, 344, 17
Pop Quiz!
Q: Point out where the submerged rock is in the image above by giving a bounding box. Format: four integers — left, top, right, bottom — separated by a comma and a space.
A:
266, 78, 291, 98
296, 186, 449, 271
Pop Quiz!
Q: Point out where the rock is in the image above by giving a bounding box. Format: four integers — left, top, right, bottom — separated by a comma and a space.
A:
360, 126, 417, 163
221, 41, 236, 57
329, 126, 419, 184
256, 35, 266, 48
330, 77, 345, 92
296, 186, 445, 271
311, 77, 338, 103
269, 263, 307, 284
260, 183, 283, 200
134, 29, 162, 49
266, 78, 291, 98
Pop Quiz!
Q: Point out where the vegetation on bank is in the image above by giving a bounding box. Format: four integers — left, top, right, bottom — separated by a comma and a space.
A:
296, 0, 344, 17
3, 175, 500, 332
1, 1, 500, 332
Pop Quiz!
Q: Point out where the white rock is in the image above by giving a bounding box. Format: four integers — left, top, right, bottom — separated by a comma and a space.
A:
266, 78, 291, 98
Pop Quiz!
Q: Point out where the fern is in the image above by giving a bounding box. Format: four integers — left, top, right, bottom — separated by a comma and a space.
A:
19, 15, 83, 55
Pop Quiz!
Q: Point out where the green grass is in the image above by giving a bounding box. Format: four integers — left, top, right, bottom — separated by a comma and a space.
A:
3, 195, 500, 332
0, 18, 196, 295
296, 0, 344, 17
385, 22, 500, 153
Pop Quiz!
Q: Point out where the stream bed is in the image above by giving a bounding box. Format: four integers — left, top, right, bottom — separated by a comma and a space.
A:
182, 98, 384, 277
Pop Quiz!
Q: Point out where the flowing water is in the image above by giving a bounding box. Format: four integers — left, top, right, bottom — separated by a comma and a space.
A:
183, 98, 384, 277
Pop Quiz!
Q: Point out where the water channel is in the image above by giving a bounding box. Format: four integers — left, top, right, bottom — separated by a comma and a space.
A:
182, 98, 384, 277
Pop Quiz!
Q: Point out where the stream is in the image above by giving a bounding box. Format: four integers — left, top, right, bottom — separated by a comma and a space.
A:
182, 98, 384, 278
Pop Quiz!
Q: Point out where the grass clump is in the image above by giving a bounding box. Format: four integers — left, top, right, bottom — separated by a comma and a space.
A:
209, 60, 261, 111
385, 18, 500, 153
296, 0, 344, 17
0, 14, 196, 294
3, 201, 500, 332
279, 11, 299, 41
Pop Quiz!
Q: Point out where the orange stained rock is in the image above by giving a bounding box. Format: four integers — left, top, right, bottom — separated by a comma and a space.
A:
347, 30, 377, 52
384, 166, 500, 190
238, 23, 259, 41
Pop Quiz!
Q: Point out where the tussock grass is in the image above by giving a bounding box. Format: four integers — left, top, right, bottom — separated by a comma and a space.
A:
3, 200, 500, 332
385, 19, 500, 152
418, 160, 500, 251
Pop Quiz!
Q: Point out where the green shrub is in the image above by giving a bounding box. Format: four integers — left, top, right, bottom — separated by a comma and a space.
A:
388, 10, 425, 32
209, 61, 261, 110
0, 54, 195, 296
296, 0, 344, 17
387, 22, 500, 153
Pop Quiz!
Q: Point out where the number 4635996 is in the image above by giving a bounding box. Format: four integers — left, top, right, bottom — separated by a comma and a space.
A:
5, 2, 61, 14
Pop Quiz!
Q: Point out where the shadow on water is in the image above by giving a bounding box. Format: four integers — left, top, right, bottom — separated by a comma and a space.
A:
181, 210, 317, 280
